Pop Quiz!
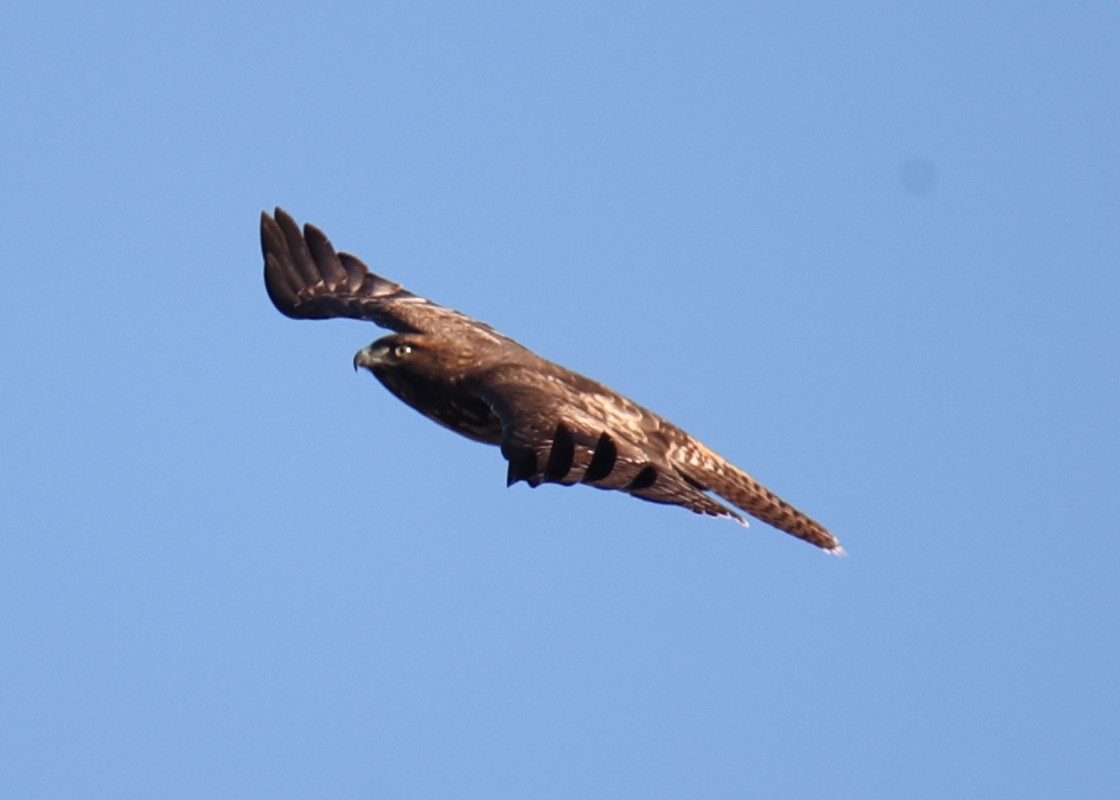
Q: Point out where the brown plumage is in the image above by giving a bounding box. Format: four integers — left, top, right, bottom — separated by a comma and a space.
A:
262, 208, 843, 554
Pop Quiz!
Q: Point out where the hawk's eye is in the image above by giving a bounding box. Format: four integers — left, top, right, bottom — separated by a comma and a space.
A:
393, 344, 413, 358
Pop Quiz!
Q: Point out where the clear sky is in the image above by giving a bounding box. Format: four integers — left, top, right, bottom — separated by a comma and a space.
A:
3, 2, 1118, 797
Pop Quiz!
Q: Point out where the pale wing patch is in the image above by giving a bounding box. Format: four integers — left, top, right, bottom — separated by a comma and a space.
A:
668, 439, 723, 472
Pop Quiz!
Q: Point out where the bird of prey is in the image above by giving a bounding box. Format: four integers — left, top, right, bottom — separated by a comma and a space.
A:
262, 208, 843, 554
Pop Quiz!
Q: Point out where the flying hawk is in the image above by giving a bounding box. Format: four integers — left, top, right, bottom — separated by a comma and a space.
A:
262, 208, 843, 554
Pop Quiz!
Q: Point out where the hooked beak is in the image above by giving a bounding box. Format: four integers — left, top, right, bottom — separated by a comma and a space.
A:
353, 345, 387, 372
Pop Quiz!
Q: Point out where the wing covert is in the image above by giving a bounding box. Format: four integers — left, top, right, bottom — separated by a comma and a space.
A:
477, 366, 745, 523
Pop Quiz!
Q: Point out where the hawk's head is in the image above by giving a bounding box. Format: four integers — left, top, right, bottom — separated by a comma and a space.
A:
352, 333, 502, 444
353, 333, 442, 377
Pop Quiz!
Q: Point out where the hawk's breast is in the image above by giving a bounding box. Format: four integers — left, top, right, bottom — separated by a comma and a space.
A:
374, 370, 503, 445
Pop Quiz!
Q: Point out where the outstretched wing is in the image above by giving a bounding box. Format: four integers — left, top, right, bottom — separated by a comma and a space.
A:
261, 208, 511, 344
476, 364, 747, 524
477, 363, 842, 553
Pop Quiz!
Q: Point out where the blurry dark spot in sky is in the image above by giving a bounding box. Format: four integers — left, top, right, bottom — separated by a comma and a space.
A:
900, 157, 937, 196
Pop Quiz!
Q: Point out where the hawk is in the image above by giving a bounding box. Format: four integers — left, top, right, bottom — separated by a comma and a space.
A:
262, 208, 843, 554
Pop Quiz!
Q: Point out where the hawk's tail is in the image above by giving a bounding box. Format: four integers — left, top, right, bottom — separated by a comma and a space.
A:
674, 445, 844, 555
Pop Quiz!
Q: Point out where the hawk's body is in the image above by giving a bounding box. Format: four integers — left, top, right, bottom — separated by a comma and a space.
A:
262, 208, 842, 554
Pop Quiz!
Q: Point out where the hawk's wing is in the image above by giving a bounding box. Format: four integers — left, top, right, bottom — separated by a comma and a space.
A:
476, 363, 843, 553
475, 364, 747, 524
262, 208, 511, 344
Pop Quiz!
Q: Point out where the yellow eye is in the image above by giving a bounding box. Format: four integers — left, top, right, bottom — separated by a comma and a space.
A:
393, 344, 413, 358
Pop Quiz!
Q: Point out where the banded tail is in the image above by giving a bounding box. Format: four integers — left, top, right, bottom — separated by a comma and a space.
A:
672, 442, 844, 554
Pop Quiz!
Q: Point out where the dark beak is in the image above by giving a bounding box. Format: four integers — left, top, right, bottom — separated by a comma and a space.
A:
353, 345, 389, 371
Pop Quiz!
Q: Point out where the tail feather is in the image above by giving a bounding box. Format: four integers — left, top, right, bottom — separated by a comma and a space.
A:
673, 443, 844, 554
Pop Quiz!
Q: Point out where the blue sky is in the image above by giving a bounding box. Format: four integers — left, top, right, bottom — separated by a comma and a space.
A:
2, 2, 1118, 797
